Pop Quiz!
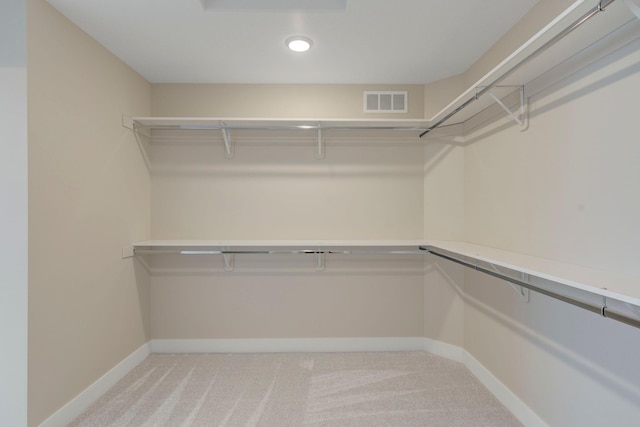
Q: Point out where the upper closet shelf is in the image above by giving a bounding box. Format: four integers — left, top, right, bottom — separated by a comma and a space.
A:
128, 118, 430, 158
130, 117, 430, 132
422, 0, 640, 137
132, 240, 427, 255
127, 117, 431, 158
129, 240, 640, 327
131, 240, 427, 272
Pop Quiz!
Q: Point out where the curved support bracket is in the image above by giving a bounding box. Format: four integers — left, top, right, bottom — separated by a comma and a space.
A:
315, 126, 325, 159
222, 253, 234, 272
122, 115, 135, 131
490, 264, 530, 302
316, 252, 326, 271
516, 272, 531, 302
486, 85, 527, 129
220, 122, 234, 159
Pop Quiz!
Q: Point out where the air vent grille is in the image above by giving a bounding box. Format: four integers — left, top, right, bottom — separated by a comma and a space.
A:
364, 91, 407, 113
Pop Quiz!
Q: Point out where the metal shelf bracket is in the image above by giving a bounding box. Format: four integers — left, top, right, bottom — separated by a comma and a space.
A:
220, 122, 234, 159
122, 115, 135, 131
484, 85, 527, 128
315, 126, 325, 159
222, 253, 234, 272
489, 263, 530, 302
316, 252, 326, 271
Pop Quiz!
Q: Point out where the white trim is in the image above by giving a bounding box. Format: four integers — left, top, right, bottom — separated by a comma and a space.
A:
423, 337, 546, 426
462, 350, 548, 427
422, 336, 465, 362
39, 342, 151, 427
150, 337, 426, 353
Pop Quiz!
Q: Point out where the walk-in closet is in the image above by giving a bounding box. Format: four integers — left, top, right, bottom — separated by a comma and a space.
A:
3, 0, 640, 426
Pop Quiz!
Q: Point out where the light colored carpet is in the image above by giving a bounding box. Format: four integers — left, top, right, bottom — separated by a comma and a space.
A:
70, 352, 522, 426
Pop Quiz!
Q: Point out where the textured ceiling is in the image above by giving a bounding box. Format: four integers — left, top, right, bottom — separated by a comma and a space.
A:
47, 0, 540, 84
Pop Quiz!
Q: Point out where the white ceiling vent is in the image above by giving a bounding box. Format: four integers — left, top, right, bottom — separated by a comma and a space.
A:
364, 91, 407, 113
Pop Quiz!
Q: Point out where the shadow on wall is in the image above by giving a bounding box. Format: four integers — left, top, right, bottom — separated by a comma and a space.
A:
423, 141, 457, 177
527, 40, 640, 121
138, 253, 426, 277
425, 259, 465, 300
133, 259, 151, 340
435, 37, 640, 147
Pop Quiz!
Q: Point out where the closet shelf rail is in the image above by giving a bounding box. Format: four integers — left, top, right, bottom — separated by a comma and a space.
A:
131, 240, 428, 253
126, 117, 431, 159
131, 241, 428, 273
129, 117, 431, 133
130, 240, 640, 329
420, 0, 620, 138
421, 245, 640, 330
133, 249, 427, 255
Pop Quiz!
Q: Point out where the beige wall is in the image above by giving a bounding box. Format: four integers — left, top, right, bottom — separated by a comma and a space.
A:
149, 69, 463, 345
148, 114, 427, 338
27, 1, 151, 425
422, 138, 465, 347
464, 41, 640, 273
151, 131, 424, 240
464, 0, 577, 85
152, 83, 425, 119
24, 0, 640, 424
151, 255, 424, 339
462, 11, 640, 426
423, 73, 467, 120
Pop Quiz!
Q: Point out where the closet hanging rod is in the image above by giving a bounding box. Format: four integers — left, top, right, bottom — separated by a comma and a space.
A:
133, 249, 427, 255
419, 0, 617, 138
140, 124, 429, 132
421, 245, 640, 330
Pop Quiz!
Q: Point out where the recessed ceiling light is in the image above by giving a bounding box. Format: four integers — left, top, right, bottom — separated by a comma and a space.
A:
286, 36, 313, 53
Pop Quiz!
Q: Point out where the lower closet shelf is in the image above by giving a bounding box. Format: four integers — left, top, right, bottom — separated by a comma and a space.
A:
424, 240, 640, 308
422, 241, 640, 331
128, 239, 640, 328
131, 240, 428, 255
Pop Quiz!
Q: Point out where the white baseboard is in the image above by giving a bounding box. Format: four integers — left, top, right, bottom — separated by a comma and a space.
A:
422, 336, 465, 362
39, 342, 151, 427
421, 337, 545, 426
150, 337, 426, 353
462, 350, 548, 427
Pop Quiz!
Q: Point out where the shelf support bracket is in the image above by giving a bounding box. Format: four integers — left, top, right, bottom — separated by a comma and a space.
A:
122, 115, 135, 131
315, 126, 325, 159
316, 252, 326, 271
222, 253, 234, 272
486, 85, 526, 127
122, 246, 135, 259
490, 264, 530, 302
220, 122, 234, 159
